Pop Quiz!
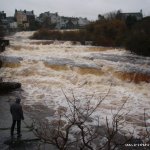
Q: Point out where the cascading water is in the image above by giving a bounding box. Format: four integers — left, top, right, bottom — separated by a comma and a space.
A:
0, 31, 150, 138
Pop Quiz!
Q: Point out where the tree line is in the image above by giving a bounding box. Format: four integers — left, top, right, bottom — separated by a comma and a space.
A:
28, 11, 150, 57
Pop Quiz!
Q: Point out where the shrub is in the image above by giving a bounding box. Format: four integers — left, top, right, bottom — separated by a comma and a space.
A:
31, 29, 62, 40
85, 19, 127, 46
125, 33, 150, 56
31, 15, 150, 57
31, 29, 86, 44
125, 17, 150, 56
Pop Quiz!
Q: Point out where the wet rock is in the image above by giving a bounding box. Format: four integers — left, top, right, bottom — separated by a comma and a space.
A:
0, 56, 23, 63
44, 57, 102, 74
0, 82, 21, 93
0, 94, 58, 150
0, 39, 9, 52
44, 58, 75, 70
0, 56, 23, 68
118, 64, 150, 76
24, 104, 56, 120
44, 58, 75, 66
74, 62, 99, 69
90, 53, 150, 65
86, 53, 150, 77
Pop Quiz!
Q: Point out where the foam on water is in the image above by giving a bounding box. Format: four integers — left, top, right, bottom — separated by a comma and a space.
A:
1, 32, 150, 137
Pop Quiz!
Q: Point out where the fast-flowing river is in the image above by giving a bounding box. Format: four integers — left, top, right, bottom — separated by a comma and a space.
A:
0, 32, 150, 138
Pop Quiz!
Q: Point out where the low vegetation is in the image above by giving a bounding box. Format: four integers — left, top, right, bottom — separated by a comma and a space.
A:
31, 29, 86, 42
124, 17, 150, 56
31, 12, 150, 57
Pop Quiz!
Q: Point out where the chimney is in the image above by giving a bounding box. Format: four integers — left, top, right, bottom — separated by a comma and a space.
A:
24, 10, 26, 13
32, 10, 34, 14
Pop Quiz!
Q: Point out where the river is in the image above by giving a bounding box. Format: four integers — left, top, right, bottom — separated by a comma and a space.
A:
0, 31, 150, 138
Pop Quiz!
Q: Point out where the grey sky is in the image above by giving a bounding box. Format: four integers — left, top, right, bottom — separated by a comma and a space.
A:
1, 0, 150, 20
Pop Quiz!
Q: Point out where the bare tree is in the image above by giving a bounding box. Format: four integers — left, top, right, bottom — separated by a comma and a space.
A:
30, 85, 141, 150
104, 10, 123, 20
142, 109, 150, 144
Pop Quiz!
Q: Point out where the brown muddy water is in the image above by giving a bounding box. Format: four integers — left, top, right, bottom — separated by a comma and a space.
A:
0, 31, 150, 138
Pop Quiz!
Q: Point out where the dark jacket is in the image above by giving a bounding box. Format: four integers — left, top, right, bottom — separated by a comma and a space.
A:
10, 102, 24, 120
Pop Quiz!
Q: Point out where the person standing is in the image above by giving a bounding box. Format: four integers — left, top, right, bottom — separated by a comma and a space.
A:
10, 97, 24, 138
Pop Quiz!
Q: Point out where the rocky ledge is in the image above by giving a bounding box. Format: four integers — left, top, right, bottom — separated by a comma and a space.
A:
0, 82, 21, 93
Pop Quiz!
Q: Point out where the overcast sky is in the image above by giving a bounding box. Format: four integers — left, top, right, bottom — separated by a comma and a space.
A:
1, 0, 150, 20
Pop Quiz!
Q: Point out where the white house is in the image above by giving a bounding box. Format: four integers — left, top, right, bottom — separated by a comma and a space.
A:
9, 22, 18, 29
39, 11, 90, 29
39, 11, 60, 24
78, 17, 90, 28
121, 10, 143, 20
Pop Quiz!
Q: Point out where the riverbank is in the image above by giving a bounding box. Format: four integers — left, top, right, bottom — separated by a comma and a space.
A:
0, 38, 22, 93
0, 35, 57, 149
0, 92, 57, 150
0, 92, 37, 149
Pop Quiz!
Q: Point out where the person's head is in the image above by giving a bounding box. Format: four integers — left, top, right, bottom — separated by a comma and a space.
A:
16, 97, 21, 103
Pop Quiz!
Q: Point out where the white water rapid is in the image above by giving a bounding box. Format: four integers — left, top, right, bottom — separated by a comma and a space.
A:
0, 31, 150, 138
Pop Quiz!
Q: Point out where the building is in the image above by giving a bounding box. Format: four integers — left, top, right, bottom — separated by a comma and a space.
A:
98, 10, 143, 21
39, 11, 60, 28
39, 11, 90, 29
50, 12, 60, 24
39, 11, 60, 24
78, 17, 90, 28
14, 9, 35, 29
121, 10, 143, 20
0, 11, 9, 34
7, 17, 17, 30
98, 14, 105, 21
57, 17, 78, 29
56, 16, 89, 29
0, 11, 6, 20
